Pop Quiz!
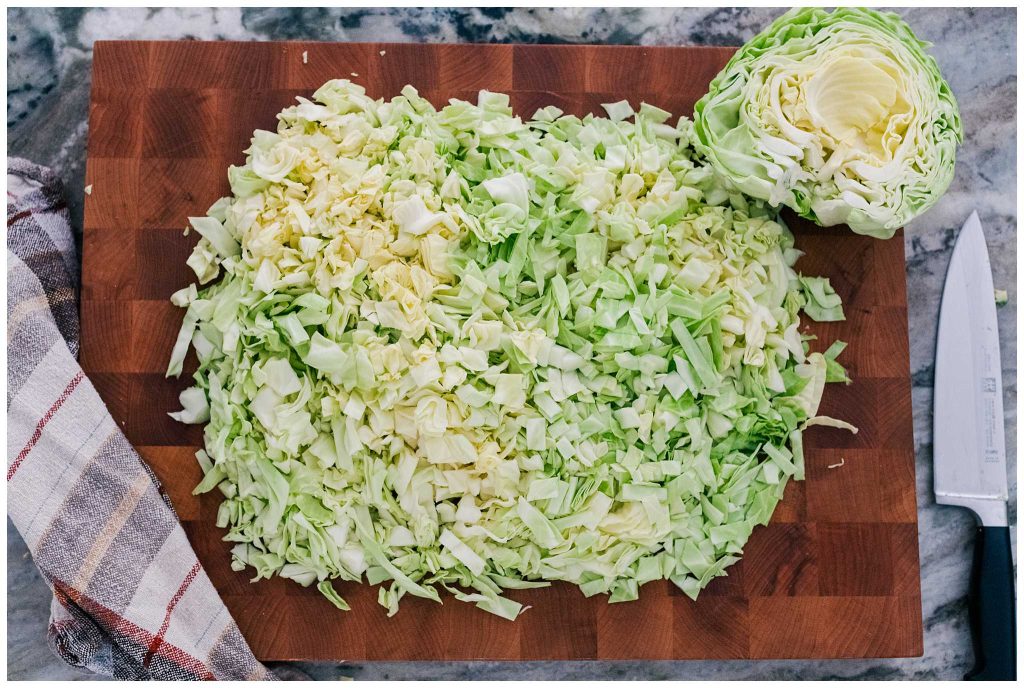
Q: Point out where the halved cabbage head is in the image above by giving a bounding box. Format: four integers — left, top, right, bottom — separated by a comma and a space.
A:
694, 7, 963, 238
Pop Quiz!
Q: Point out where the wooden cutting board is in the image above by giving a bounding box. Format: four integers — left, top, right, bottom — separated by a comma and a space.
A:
81, 41, 922, 660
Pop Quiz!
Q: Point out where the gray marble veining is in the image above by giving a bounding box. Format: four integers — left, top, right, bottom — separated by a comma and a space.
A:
6, 6, 1016, 681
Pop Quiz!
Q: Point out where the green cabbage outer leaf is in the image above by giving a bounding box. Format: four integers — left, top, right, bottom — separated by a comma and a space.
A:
693, 7, 963, 238
798, 275, 845, 322
167, 80, 850, 619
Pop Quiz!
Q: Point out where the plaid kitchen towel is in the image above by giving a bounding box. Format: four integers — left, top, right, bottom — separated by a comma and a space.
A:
6, 158, 275, 680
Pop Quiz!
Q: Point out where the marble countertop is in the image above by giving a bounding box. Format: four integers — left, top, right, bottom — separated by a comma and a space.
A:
7, 6, 1016, 681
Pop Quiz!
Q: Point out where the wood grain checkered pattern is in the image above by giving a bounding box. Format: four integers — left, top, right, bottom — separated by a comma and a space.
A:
81, 41, 922, 661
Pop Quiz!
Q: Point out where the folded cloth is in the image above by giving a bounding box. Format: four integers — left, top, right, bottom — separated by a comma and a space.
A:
6, 158, 274, 680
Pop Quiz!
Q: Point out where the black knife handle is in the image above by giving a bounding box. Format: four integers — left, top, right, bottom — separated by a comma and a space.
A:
966, 525, 1016, 680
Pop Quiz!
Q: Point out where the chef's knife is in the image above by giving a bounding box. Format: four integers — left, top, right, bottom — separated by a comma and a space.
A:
934, 211, 1016, 680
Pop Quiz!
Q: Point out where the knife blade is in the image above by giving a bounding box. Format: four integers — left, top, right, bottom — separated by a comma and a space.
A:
934, 210, 1008, 525
933, 210, 1015, 681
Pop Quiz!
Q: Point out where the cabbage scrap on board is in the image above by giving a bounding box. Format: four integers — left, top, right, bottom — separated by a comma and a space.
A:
167, 80, 850, 619
694, 7, 962, 238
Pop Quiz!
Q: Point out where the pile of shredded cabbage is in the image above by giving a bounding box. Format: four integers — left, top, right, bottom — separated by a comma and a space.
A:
167, 80, 851, 619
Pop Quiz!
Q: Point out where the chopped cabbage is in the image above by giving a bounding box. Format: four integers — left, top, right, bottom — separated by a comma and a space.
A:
167, 79, 850, 618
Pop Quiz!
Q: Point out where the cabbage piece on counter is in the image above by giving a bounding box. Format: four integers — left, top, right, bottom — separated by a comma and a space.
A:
167, 80, 849, 618
694, 7, 962, 238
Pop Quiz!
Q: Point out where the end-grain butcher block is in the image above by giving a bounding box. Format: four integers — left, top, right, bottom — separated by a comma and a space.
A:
81, 40, 921, 661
